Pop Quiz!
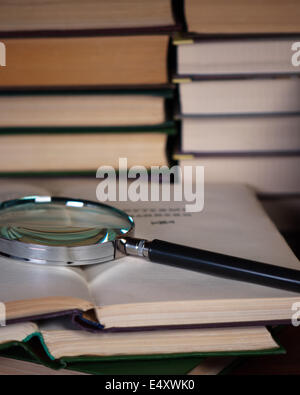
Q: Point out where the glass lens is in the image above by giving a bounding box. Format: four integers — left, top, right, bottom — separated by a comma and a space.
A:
0, 197, 134, 247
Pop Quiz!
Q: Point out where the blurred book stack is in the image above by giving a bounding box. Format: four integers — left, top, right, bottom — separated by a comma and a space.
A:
174, 0, 300, 195
0, 0, 181, 175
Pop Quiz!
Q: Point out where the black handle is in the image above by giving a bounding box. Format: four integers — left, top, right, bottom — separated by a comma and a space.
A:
148, 239, 300, 293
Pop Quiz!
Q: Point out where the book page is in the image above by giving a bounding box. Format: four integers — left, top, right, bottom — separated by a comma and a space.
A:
0, 322, 38, 345
0, 257, 93, 303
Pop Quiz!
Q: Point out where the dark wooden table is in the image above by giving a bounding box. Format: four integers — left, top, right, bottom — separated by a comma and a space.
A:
230, 325, 300, 375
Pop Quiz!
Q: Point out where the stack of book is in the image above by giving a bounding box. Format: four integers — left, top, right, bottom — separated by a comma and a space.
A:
174, 0, 300, 194
0, 0, 180, 175
0, 1, 300, 376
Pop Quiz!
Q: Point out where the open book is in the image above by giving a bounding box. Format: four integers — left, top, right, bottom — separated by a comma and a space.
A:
1, 179, 300, 331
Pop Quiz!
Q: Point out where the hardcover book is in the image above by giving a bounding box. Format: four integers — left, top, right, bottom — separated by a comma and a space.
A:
0, 35, 169, 89
177, 156, 300, 195
0, 89, 174, 129
0, 320, 281, 375
0, 128, 175, 174
179, 78, 300, 116
175, 37, 300, 77
180, 115, 300, 154
0, 0, 181, 37
184, 0, 300, 35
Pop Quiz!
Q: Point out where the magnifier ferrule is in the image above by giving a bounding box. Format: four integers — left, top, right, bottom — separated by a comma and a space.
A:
118, 238, 149, 259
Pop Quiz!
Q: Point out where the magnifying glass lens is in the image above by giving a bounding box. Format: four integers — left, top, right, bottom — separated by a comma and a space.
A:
0, 198, 133, 247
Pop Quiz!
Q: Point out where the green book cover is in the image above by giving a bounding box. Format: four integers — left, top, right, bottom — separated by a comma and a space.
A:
0, 123, 176, 135
0, 330, 284, 375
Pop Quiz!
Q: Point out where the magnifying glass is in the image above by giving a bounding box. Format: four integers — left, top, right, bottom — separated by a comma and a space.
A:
0, 196, 300, 293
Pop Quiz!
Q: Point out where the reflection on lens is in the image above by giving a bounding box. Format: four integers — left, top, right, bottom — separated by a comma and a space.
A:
0, 197, 134, 247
